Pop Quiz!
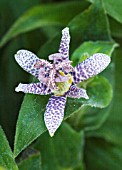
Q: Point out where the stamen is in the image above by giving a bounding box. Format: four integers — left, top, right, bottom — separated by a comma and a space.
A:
34, 60, 52, 69
54, 60, 74, 73
51, 71, 73, 96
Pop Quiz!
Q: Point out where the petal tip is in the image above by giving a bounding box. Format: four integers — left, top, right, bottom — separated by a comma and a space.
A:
49, 131, 55, 137
15, 49, 31, 60
85, 94, 89, 100
62, 27, 69, 33
14, 52, 21, 61
15, 87, 20, 92
45, 125, 58, 138
81, 91, 89, 100
15, 49, 24, 57
14, 54, 18, 60
107, 56, 111, 64
103, 53, 111, 63
97, 53, 111, 67
16, 49, 26, 54
15, 83, 22, 92
80, 88, 89, 99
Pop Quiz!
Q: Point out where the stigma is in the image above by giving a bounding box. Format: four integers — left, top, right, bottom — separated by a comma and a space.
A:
51, 71, 73, 96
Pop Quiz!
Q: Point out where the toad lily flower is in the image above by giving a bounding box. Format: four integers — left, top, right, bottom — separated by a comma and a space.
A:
15, 27, 110, 137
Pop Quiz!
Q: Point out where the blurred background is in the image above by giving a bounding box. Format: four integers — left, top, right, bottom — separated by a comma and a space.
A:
0, 0, 122, 169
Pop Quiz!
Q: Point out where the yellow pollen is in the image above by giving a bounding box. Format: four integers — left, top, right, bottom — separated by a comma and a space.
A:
52, 71, 73, 96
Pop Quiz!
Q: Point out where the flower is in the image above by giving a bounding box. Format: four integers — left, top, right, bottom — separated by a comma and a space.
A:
15, 27, 111, 137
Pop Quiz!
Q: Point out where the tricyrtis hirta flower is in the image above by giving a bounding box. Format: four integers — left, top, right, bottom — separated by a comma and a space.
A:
15, 27, 111, 137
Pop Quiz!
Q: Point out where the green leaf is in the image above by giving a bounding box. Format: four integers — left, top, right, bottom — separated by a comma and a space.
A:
89, 0, 122, 24
0, 0, 41, 37
14, 1, 112, 157
82, 76, 112, 108
70, 106, 111, 132
71, 41, 118, 66
0, 127, 18, 170
0, 1, 89, 47
14, 94, 48, 157
109, 17, 122, 38
68, 0, 111, 53
84, 138, 122, 170
103, 0, 122, 24
85, 44, 122, 146
18, 149, 41, 170
34, 122, 84, 170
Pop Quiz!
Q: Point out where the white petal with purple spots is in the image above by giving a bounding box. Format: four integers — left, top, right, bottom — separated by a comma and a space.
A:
15, 50, 40, 79
15, 82, 51, 95
73, 53, 111, 84
66, 85, 89, 99
59, 27, 70, 60
44, 95, 66, 137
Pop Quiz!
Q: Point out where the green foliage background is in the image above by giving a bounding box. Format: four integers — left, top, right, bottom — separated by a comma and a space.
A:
0, 0, 122, 169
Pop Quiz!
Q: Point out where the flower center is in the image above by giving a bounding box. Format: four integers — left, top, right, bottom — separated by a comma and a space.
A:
34, 57, 74, 95
51, 71, 73, 96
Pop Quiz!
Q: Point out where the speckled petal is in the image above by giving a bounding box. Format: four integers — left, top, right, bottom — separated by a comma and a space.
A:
66, 85, 89, 99
15, 82, 51, 95
15, 50, 41, 79
73, 53, 111, 84
59, 27, 70, 60
48, 53, 63, 62
44, 95, 66, 137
